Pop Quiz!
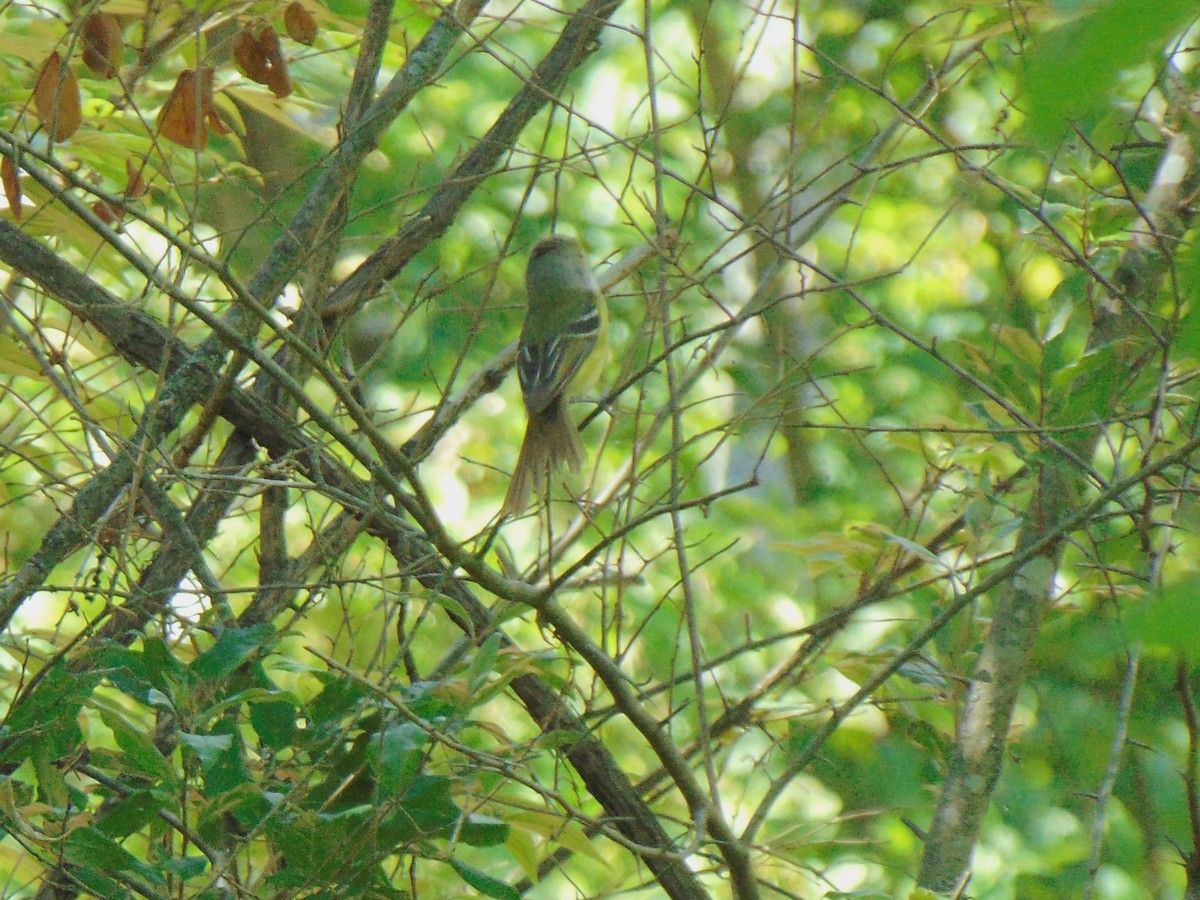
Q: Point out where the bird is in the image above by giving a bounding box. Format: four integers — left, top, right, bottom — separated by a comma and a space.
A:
500, 235, 608, 517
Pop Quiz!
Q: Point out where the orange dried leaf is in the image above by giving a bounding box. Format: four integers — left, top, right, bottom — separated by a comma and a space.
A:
157, 70, 201, 148
82, 12, 123, 78
193, 68, 230, 137
206, 109, 231, 136
33, 52, 82, 141
157, 68, 220, 149
234, 24, 292, 98
124, 157, 148, 199
234, 25, 270, 84
257, 27, 292, 98
284, 3, 318, 45
92, 200, 119, 226
2, 157, 21, 221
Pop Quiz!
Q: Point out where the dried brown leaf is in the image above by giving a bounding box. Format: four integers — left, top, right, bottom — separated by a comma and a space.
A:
2, 157, 21, 221
92, 200, 119, 226
124, 157, 148, 199
234, 24, 270, 84
33, 52, 82, 141
82, 12, 123, 78
206, 108, 231, 136
257, 27, 292, 98
234, 23, 292, 98
284, 3, 318, 46
157, 68, 221, 149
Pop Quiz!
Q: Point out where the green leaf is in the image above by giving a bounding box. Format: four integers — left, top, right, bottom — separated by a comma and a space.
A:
190, 624, 276, 682
268, 806, 374, 881
402, 775, 459, 835
163, 854, 209, 878
196, 783, 281, 842
54, 866, 120, 898
1, 661, 97, 765
1023, 0, 1196, 147
468, 631, 503, 694
179, 731, 233, 766
460, 813, 510, 847
100, 710, 177, 784
378, 775, 459, 844
64, 826, 164, 885
198, 722, 250, 796
96, 790, 160, 839
427, 589, 472, 623
370, 722, 427, 800
1174, 241, 1200, 360
1049, 344, 1121, 426
1128, 575, 1200, 657
506, 826, 539, 883
448, 858, 521, 899
32, 745, 68, 809
85, 644, 155, 700
0, 333, 47, 378
308, 674, 369, 729
147, 688, 175, 711
143, 636, 188, 691
549, 819, 606, 863
250, 698, 297, 750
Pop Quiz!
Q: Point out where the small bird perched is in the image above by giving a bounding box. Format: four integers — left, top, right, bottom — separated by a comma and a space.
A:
501, 235, 608, 517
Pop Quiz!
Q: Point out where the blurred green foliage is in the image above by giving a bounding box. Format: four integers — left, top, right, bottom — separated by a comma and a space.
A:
1, 0, 1199, 897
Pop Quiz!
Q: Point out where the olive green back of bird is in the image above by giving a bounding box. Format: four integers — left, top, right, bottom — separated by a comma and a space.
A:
501, 236, 609, 517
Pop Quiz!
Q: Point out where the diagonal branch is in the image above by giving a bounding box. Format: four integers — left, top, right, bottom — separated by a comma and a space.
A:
0, 0, 486, 622
0, 224, 711, 899
322, 0, 624, 316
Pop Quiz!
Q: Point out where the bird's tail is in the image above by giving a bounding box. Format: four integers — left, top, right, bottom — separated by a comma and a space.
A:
500, 394, 584, 517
